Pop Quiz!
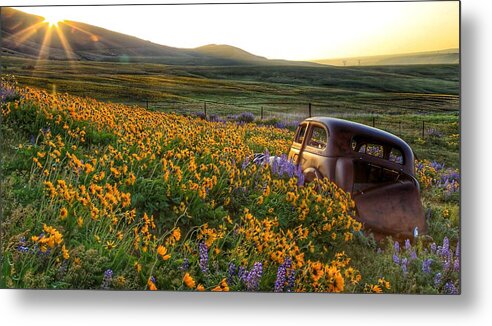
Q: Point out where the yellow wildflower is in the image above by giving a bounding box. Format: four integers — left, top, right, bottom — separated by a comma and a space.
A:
157, 245, 171, 260
61, 245, 70, 260
183, 273, 196, 289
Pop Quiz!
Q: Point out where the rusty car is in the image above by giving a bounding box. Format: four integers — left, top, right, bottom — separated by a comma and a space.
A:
287, 117, 426, 241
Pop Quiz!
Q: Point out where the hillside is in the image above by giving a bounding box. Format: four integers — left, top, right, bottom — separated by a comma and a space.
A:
1, 7, 316, 66
194, 44, 269, 63
314, 49, 459, 66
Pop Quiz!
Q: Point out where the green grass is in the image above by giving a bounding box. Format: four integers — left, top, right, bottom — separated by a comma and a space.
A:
2, 57, 459, 112
2, 56, 459, 167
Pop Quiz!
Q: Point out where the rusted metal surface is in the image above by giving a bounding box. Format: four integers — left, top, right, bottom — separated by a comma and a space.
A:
288, 117, 426, 241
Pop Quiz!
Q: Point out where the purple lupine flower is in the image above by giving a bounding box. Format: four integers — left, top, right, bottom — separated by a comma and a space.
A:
0, 83, 18, 102
227, 262, 237, 284
295, 164, 305, 186
430, 161, 445, 171
394, 241, 400, 253
443, 256, 452, 271
434, 272, 442, 286
241, 156, 250, 170
274, 257, 292, 292
393, 253, 400, 264
437, 238, 450, 264
410, 250, 417, 261
264, 149, 270, 165
198, 241, 209, 274
17, 237, 29, 253
453, 258, 460, 272
443, 281, 458, 295
237, 112, 255, 123
179, 258, 190, 271
17, 245, 29, 253
272, 155, 279, 174
404, 239, 411, 251
286, 269, 296, 292
297, 171, 305, 186
275, 120, 300, 130
430, 242, 437, 254
274, 264, 287, 292
275, 121, 287, 129
245, 262, 263, 291
440, 170, 460, 185
401, 258, 408, 275
101, 269, 113, 289
443, 237, 450, 253
238, 266, 246, 282
422, 258, 433, 273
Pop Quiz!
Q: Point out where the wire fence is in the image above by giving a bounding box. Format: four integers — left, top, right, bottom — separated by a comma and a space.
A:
132, 99, 457, 140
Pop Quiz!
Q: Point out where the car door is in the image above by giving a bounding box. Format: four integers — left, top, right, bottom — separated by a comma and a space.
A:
288, 123, 308, 165
350, 143, 426, 240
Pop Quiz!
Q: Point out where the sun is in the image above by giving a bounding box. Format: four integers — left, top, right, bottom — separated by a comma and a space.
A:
43, 14, 64, 27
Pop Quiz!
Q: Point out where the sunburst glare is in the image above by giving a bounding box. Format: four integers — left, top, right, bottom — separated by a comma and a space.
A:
43, 13, 64, 27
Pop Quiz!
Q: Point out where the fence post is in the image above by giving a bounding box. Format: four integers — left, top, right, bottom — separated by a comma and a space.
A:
204, 101, 207, 117
308, 103, 312, 118
146, 100, 149, 110
422, 121, 425, 138
261, 106, 264, 120
372, 116, 375, 127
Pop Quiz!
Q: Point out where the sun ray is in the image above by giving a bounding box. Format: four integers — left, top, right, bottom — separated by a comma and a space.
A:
34, 24, 53, 69
53, 23, 78, 71
54, 24, 75, 60
63, 21, 100, 41
5, 21, 46, 45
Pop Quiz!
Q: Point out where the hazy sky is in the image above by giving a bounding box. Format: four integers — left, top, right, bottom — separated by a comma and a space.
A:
8, 0, 459, 61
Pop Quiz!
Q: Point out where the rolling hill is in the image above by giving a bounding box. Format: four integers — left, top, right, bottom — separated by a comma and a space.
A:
313, 49, 459, 66
0, 7, 318, 66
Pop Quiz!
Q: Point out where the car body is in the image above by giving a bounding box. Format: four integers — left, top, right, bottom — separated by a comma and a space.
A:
288, 117, 426, 241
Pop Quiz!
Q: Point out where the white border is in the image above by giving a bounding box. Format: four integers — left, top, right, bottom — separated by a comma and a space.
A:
1, 1, 490, 325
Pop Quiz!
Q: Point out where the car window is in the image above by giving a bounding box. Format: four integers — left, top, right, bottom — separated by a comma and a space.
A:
389, 148, 404, 164
352, 138, 405, 165
307, 126, 327, 150
364, 143, 384, 158
352, 138, 383, 158
295, 124, 307, 144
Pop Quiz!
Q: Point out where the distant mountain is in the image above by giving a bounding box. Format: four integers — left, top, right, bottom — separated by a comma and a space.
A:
194, 44, 268, 63
313, 49, 459, 66
0, 7, 319, 67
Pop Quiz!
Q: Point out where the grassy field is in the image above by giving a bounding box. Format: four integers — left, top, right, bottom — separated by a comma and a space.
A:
2, 57, 459, 113
1, 57, 460, 166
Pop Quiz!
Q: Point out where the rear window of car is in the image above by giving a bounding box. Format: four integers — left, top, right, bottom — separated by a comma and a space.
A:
351, 138, 404, 165
389, 148, 404, 164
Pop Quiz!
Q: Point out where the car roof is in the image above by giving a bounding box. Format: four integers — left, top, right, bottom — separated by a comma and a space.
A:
302, 117, 415, 174
304, 117, 411, 150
